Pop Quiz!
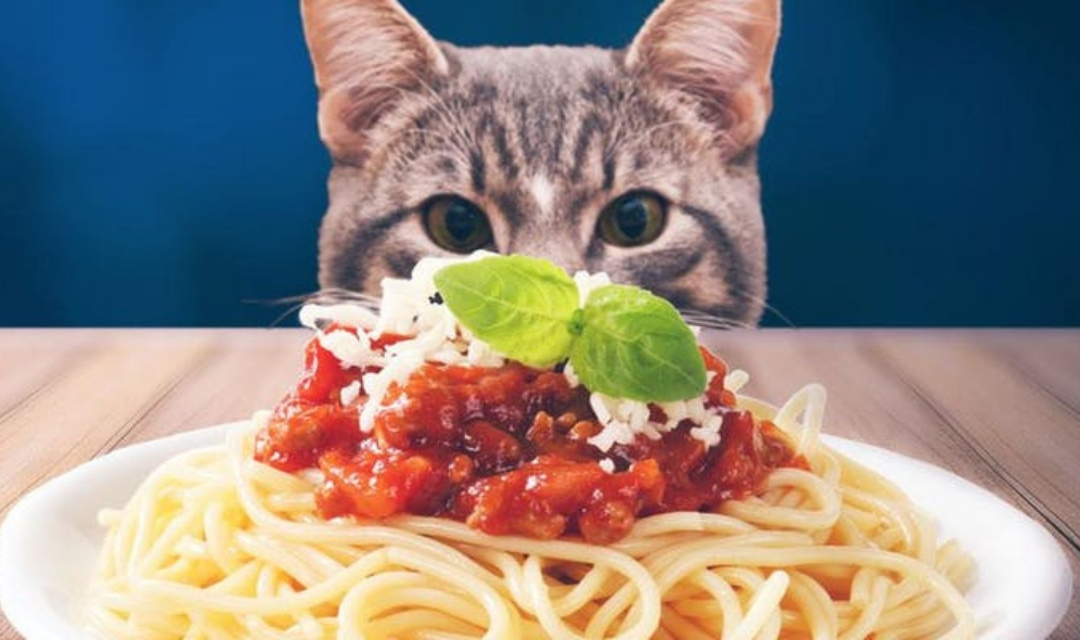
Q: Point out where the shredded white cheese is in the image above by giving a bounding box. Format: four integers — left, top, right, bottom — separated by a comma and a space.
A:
586, 390, 727, 453
689, 415, 724, 448
562, 362, 581, 388
359, 349, 425, 432
340, 380, 362, 406
300, 254, 502, 433
299, 303, 378, 332
586, 393, 643, 452
573, 270, 612, 306
298, 252, 727, 452
317, 329, 379, 369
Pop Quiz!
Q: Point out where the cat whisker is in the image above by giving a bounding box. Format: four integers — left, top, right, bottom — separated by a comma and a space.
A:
678, 309, 756, 331
255, 287, 779, 336
724, 284, 797, 328
306, 288, 383, 311
242, 293, 318, 328
757, 301, 796, 328
245, 289, 384, 329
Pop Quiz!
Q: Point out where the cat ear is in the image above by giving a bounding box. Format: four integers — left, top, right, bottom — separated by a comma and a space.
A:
301, 0, 450, 163
625, 0, 781, 156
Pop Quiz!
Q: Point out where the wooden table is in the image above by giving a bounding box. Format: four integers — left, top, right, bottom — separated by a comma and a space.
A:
0, 328, 1077, 638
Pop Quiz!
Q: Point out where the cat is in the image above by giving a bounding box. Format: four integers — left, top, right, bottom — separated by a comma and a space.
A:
301, 0, 780, 327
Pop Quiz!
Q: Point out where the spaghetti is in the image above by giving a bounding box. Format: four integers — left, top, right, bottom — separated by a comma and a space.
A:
88, 255, 975, 639
89, 382, 974, 639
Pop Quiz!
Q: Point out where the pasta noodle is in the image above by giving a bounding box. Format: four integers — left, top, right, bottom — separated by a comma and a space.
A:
88, 380, 976, 640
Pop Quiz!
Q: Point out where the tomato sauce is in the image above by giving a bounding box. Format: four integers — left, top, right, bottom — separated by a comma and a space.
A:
254, 333, 806, 544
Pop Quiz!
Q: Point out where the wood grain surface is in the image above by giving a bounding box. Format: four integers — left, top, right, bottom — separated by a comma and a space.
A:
1, 328, 1076, 638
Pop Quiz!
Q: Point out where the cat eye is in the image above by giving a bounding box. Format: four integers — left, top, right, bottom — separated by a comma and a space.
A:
597, 191, 668, 247
422, 195, 494, 253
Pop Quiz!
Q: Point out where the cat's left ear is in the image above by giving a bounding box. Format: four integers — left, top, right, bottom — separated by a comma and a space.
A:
301, 0, 450, 164
626, 0, 781, 157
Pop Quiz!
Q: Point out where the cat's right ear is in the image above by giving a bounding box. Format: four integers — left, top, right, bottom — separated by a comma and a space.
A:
301, 0, 449, 163
625, 0, 781, 157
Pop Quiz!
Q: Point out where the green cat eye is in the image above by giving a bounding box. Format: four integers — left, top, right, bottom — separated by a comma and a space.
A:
597, 191, 668, 247
422, 195, 494, 253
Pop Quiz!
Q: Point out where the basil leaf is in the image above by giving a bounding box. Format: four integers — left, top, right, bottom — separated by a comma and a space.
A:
433, 255, 579, 367
569, 284, 706, 401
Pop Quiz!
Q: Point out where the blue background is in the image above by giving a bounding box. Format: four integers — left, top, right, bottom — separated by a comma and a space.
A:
2, 1, 1078, 327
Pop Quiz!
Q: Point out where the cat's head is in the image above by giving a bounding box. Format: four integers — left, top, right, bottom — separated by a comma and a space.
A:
302, 0, 780, 327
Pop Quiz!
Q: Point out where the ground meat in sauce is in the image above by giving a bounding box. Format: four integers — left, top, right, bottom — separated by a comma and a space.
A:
254, 335, 807, 544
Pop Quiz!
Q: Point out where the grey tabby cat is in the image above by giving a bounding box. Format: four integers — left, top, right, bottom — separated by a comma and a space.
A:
302, 0, 780, 326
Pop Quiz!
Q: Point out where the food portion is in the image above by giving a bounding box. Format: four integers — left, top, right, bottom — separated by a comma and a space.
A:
88, 254, 976, 640
254, 256, 805, 544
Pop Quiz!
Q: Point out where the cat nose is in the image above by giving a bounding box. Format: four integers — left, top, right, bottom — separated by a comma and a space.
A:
504, 238, 585, 274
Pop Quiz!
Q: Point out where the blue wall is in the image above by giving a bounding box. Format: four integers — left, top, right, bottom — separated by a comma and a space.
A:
2, 1, 1078, 327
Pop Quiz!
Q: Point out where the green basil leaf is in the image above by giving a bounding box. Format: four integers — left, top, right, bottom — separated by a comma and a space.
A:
433, 255, 579, 367
569, 284, 706, 401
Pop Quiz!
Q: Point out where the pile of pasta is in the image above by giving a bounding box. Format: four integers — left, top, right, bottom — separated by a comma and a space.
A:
88, 379, 975, 640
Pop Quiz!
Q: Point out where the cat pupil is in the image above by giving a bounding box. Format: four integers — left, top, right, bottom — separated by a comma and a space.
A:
446, 201, 481, 242
616, 198, 649, 239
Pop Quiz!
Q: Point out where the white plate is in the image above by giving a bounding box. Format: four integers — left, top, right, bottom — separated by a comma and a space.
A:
0, 423, 1072, 639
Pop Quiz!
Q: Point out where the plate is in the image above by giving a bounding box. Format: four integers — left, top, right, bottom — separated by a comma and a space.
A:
0, 422, 1072, 639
